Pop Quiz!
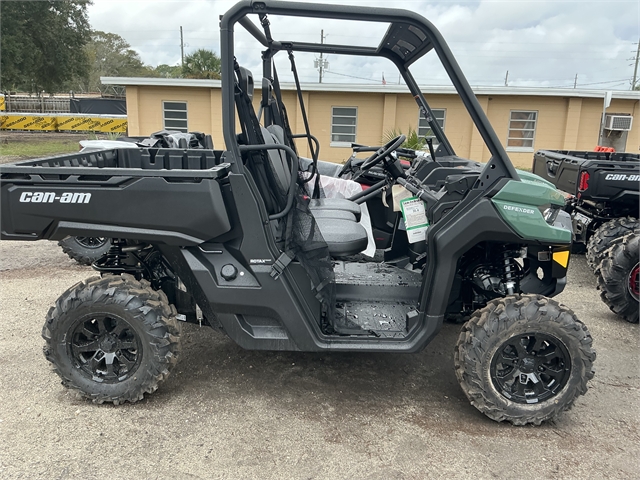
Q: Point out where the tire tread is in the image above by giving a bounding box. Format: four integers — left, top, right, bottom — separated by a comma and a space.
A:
454, 294, 595, 425
42, 273, 181, 405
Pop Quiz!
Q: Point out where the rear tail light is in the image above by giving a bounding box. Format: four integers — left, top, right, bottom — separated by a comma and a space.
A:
578, 171, 590, 192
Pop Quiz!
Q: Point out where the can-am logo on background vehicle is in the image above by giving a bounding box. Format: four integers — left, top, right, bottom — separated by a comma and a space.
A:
604, 173, 640, 182
19, 191, 91, 204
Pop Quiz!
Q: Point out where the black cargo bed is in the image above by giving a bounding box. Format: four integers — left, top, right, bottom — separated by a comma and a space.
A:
1, 148, 233, 245
1, 147, 226, 178
532, 149, 639, 202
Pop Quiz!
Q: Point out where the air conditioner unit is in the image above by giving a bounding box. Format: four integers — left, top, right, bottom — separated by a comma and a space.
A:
604, 115, 633, 131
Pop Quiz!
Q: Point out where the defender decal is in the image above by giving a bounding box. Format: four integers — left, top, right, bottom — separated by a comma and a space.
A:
19, 191, 92, 204
502, 204, 536, 215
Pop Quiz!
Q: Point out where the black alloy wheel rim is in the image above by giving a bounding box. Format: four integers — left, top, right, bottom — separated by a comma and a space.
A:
490, 333, 571, 404
74, 237, 109, 249
69, 314, 142, 383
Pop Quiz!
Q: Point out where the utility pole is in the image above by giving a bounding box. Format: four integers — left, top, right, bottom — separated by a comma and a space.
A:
318, 30, 327, 83
632, 38, 640, 90
504, 70, 509, 87
574, 73, 578, 89
180, 26, 185, 67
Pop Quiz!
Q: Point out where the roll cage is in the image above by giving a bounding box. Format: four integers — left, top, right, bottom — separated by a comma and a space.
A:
219, 0, 520, 184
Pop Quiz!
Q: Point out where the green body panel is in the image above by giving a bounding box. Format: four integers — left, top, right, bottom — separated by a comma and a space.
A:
492, 180, 571, 244
516, 170, 555, 189
493, 178, 565, 207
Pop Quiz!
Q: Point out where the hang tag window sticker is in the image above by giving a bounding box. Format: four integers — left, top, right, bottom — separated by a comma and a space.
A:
400, 197, 429, 243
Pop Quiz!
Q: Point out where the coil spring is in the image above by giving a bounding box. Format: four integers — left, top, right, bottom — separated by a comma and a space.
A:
104, 238, 127, 267
502, 251, 519, 295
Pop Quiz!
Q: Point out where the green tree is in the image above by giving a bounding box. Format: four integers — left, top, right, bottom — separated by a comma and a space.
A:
1, 0, 92, 93
182, 49, 221, 79
154, 64, 183, 78
77, 31, 156, 93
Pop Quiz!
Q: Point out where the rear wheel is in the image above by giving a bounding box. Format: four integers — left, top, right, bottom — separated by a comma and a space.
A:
454, 294, 595, 425
58, 236, 112, 266
42, 274, 181, 404
597, 233, 639, 323
586, 217, 638, 272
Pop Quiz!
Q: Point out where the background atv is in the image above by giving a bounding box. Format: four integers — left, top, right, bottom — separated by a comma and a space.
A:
533, 149, 639, 322
0, 1, 594, 425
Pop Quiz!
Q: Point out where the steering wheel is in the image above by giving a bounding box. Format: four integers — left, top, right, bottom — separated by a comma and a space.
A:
360, 134, 406, 171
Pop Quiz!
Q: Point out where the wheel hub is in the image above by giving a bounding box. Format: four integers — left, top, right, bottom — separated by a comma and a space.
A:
99, 335, 117, 353
490, 333, 571, 404
70, 314, 141, 383
518, 356, 536, 373
74, 237, 109, 249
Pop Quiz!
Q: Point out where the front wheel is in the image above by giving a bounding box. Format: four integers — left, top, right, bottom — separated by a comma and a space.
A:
454, 294, 595, 425
42, 274, 181, 404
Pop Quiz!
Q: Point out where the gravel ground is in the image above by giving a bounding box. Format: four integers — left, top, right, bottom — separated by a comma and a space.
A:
0, 240, 638, 479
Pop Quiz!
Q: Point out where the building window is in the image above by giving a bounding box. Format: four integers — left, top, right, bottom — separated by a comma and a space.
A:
163, 101, 188, 132
418, 108, 446, 143
507, 110, 537, 151
331, 106, 357, 146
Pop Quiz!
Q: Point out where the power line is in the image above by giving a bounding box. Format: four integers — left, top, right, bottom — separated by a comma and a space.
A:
323, 70, 380, 83
548, 78, 630, 87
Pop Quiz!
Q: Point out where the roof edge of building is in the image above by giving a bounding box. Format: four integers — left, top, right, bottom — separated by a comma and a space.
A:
100, 76, 640, 100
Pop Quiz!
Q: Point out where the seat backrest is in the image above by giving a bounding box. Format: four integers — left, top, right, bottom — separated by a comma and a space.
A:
237, 66, 254, 101
260, 126, 290, 196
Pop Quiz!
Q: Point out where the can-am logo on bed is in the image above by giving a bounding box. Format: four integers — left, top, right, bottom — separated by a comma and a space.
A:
19, 191, 91, 204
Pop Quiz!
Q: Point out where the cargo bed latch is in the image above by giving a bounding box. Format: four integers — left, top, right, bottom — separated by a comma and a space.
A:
270, 252, 293, 280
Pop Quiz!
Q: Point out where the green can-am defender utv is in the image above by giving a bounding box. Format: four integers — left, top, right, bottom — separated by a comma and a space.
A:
0, 0, 594, 425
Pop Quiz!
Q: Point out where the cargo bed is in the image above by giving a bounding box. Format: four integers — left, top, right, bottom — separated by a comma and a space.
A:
532, 149, 639, 204
1, 148, 232, 245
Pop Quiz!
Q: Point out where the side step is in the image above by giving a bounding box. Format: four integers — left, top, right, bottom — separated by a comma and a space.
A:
334, 300, 416, 338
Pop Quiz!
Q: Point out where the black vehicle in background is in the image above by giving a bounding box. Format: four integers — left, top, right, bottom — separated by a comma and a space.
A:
533, 149, 639, 322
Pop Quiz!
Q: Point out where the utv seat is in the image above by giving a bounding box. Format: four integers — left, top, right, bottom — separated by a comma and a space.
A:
261, 126, 367, 256
265, 124, 361, 221
313, 217, 368, 256
308, 198, 361, 220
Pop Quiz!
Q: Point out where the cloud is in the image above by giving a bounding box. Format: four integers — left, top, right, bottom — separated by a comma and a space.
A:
88, 0, 640, 89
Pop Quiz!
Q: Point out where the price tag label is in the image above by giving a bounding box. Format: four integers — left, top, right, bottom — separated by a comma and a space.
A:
400, 197, 429, 243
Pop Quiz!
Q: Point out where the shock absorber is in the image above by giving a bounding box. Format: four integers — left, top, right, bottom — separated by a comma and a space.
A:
104, 238, 127, 268
502, 251, 519, 295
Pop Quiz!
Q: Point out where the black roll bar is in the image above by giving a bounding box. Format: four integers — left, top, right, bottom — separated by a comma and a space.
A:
222, 0, 520, 186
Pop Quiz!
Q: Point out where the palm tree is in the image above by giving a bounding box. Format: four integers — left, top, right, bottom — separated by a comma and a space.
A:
182, 49, 221, 79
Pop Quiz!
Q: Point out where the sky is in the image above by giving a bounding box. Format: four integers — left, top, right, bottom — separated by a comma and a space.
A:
88, 0, 640, 90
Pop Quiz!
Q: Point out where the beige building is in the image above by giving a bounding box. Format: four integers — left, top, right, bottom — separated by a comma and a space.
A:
102, 77, 639, 169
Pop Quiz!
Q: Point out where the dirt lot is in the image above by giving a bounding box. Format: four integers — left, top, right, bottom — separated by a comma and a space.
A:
0, 240, 638, 479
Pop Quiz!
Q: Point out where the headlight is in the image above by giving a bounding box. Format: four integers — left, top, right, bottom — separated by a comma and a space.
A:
552, 210, 573, 232
543, 206, 560, 225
